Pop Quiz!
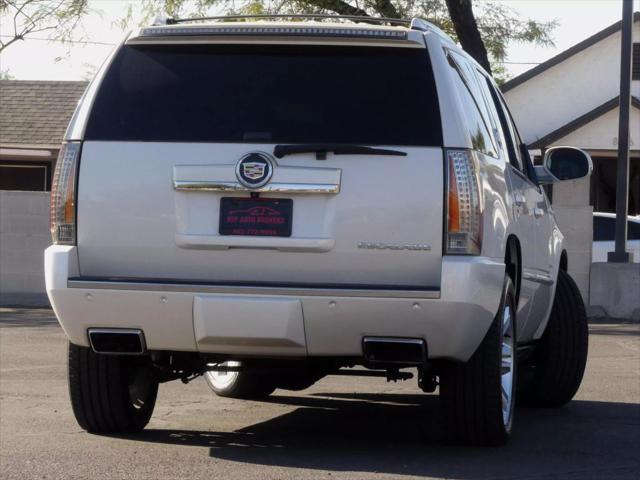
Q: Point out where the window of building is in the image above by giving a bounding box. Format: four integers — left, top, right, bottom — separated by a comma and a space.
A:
590, 156, 640, 216
633, 43, 639, 81
0, 161, 51, 191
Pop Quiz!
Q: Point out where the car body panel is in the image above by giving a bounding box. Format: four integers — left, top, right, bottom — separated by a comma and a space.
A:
76, 142, 444, 287
47, 21, 574, 362
46, 245, 503, 361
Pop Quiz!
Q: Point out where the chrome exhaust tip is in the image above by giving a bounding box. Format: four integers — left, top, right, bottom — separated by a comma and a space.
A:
362, 337, 427, 367
88, 328, 147, 355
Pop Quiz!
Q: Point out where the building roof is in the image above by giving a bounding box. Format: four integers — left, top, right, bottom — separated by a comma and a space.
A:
502, 11, 640, 93
0, 80, 88, 147
529, 96, 640, 149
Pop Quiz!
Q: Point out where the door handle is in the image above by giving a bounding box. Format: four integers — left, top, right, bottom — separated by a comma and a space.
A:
534, 207, 545, 218
513, 193, 526, 206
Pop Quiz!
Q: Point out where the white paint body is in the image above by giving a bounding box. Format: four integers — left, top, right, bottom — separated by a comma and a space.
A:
46, 21, 572, 361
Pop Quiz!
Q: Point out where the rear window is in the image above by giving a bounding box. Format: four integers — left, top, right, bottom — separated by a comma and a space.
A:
85, 44, 442, 146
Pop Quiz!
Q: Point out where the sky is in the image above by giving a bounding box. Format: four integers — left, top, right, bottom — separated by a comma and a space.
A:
0, 0, 638, 81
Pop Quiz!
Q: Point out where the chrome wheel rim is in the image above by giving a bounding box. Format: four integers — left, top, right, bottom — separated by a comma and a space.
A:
205, 361, 240, 390
501, 304, 515, 428
128, 367, 153, 410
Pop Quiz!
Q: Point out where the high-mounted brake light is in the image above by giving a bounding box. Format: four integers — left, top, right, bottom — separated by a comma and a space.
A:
140, 26, 408, 40
446, 149, 482, 255
50, 142, 80, 245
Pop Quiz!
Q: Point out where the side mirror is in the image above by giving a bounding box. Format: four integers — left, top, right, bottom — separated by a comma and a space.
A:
534, 146, 593, 184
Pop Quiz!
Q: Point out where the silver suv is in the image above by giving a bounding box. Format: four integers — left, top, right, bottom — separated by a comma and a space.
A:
46, 16, 591, 446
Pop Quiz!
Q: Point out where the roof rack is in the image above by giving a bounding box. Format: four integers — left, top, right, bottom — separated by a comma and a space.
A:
409, 18, 455, 44
155, 14, 411, 27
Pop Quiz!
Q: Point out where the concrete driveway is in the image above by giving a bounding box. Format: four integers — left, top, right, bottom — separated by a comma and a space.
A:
1, 308, 638, 480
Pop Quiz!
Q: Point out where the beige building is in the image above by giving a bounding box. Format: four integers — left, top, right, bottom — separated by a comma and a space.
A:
0, 80, 87, 305
502, 12, 640, 299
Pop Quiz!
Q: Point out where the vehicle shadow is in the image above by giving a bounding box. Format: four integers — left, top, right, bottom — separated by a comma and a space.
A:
0, 308, 58, 328
119, 393, 640, 479
588, 323, 640, 337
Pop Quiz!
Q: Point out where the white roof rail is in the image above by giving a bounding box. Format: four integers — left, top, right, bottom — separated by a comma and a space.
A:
410, 18, 456, 45
164, 14, 409, 26
152, 14, 174, 26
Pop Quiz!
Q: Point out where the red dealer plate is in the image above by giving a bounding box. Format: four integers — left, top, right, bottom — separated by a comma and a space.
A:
219, 197, 293, 237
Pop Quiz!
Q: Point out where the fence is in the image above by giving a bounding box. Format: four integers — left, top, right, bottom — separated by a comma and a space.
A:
0, 190, 50, 306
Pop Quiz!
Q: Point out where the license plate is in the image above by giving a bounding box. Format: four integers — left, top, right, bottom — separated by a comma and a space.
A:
219, 197, 293, 237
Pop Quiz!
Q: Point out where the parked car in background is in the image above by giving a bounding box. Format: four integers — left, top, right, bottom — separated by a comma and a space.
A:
46, 15, 593, 446
592, 212, 640, 263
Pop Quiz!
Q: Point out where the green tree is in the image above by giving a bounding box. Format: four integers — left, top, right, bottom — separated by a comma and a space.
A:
0, 0, 90, 53
135, 0, 556, 79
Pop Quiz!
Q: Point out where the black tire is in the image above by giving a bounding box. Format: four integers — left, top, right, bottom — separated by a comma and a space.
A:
439, 275, 517, 446
68, 342, 158, 433
518, 269, 588, 407
204, 363, 276, 399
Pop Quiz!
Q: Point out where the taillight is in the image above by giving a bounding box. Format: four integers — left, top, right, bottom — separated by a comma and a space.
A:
446, 149, 482, 255
50, 142, 80, 245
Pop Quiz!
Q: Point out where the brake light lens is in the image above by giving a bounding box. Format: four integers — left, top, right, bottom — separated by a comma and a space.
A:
446, 149, 482, 255
50, 142, 80, 245
140, 26, 408, 40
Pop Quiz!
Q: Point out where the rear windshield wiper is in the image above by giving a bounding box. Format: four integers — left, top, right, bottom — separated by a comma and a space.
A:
273, 144, 407, 160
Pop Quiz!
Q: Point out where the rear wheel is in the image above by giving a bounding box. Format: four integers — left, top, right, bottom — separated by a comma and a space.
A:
68, 342, 158, 433
204, 362, 276, 399
439, 275, 516, 446
518, 269, 588, 407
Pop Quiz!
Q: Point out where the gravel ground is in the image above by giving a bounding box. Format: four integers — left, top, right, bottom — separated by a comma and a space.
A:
1, 307, 639, 480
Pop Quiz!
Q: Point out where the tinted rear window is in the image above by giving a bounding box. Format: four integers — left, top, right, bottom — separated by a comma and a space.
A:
85, 44, 442, 146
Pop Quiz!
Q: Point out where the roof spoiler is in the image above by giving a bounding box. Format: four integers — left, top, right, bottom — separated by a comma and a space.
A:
138, 14, 454, 44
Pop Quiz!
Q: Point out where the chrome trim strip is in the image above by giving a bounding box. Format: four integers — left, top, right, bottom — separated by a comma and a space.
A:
68, 280, 440, 299
174, 180, 340, 194
362, 337, 426, 346
522, 272, 554, 286
175, 234, 335, 252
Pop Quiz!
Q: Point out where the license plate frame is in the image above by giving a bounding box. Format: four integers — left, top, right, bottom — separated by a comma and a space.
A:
219, 197, 293, 237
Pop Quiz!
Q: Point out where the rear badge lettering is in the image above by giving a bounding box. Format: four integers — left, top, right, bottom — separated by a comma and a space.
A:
357, 242, 432, 251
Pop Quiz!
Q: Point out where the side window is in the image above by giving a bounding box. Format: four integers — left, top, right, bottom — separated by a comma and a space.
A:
483, 77, 524, 172
629, 221, 640, 240
593, 216, 615, 241
446, 52, 498, 158
471, 67, 504, 152
501, 97, 539, 183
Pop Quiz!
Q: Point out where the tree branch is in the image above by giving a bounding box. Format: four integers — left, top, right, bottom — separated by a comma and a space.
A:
302, 0, 368, 17
372, 0, 399, 18
444, 0, 491, 73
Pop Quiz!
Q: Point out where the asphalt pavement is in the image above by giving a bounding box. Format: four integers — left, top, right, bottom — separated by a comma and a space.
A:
1, 307, 638, 480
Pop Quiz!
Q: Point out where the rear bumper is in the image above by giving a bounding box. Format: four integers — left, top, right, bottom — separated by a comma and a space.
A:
45, 245, 504, 362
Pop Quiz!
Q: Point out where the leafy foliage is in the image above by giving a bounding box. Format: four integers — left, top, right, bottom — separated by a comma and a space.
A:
133, 0, 556, 77
0, 0, 91, 53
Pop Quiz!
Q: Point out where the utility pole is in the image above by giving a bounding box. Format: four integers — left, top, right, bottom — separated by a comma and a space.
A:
608, 0, 633, 263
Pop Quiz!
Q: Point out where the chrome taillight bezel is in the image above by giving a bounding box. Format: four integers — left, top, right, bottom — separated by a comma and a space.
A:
50, 142, 80, 245
445, 149, 483, 255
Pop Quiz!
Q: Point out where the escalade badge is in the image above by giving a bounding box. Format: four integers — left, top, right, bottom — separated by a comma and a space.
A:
358, 242, 432, 251
235, 152, 273, 189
